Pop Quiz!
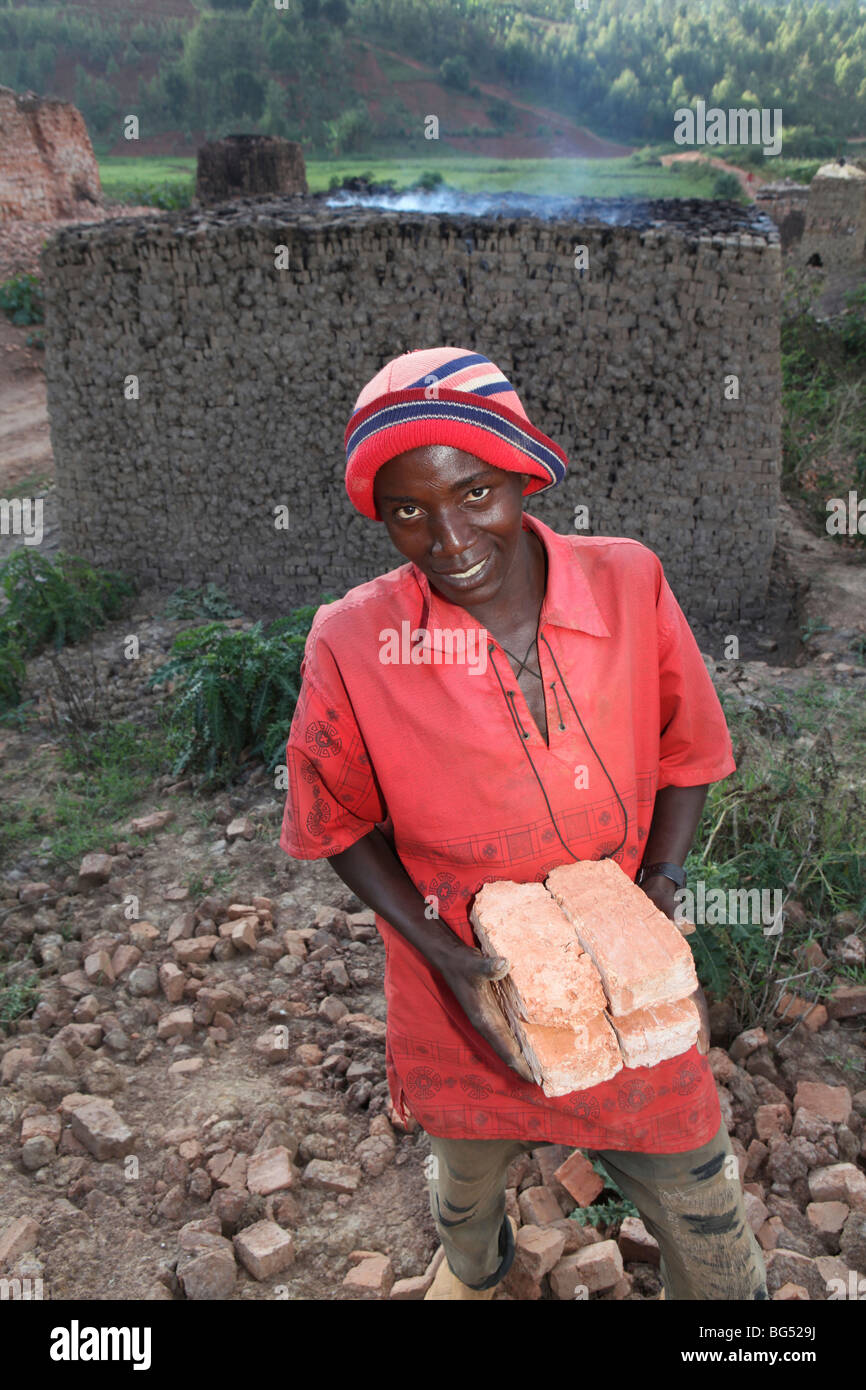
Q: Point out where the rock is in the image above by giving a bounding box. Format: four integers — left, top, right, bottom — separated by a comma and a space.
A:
225, 816, 255, 841
207, 1151, 247, 1190
0, 1216, 40, 1267
729, 1027, 768, 1065
775, 994, 827, 1031
169, 1058, 203, 1078
793, 1081, 852, 1125
806, 1202, 849, 1236
173, 937, 218, 965
254, 1028, 290, 1065
130, 811, 175, 834
518, 1187, 564, 1225
617, 1215, 660, 1266
744, 1192, 769, 1232
233, 1220, 295, 1279
21, 1135, 56, 1171
83, 950, 115, 985
342, 1252, 393, 1298
77, 853, 114, 888
834, 935, 865, 967
553, 1151, 604, 1207
754, 1103, 792, 1140
839, 1212, 866, 1273
157, 1007, 195, 1041
127, 966, 159, 997
322, 959, 351, 991
1, 1049, 38, 1084
68, 1099, 135, 1160
178, 1248, 237, 1300
246, 1147, 297, 1196
773, 1282, 811, 1300
515, 1225, 567, 1279
707, 1047, 738, 1083
826, 986, 866, 1020
111, 944, 141, 977
302, 1159, 362, 1193
764, 1249, 826, 1300
808, 1163, 866, 1209
355, 1135, 396, 1177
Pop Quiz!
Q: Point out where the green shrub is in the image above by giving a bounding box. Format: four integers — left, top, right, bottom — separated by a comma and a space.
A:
0, 550, 136, 661
0, 273, 44, 326
148, 599, 335, 786
439, 55, 471, 91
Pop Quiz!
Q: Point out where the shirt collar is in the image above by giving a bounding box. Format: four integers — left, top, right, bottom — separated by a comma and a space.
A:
409, 511, 611, 638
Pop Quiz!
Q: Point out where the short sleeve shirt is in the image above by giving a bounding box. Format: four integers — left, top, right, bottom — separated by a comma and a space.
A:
279, 513, 733, 1152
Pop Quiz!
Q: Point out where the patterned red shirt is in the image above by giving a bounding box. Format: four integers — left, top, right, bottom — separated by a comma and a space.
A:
279, 513, 733, 1152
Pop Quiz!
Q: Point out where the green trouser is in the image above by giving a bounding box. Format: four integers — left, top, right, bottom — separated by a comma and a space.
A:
425, 1120, 769, 1300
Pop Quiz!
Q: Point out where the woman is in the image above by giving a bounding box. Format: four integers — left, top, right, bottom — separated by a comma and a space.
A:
280, 346, 768, 1301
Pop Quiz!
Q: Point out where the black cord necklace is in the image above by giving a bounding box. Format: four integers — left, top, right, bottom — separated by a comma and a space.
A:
500, 633, 543, 681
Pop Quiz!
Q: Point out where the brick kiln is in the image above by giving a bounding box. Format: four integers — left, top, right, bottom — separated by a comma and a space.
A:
40, 189, 781, 623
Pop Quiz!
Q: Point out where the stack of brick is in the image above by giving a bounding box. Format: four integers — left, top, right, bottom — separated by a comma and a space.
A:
471, 859, 699, 1097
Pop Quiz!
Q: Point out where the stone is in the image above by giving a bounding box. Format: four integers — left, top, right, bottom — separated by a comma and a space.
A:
518, 1186, 565, 1225
111, 944, 141, 977
77, 852, 114, 888
21, 1135, 56, 1171
744, 1192, 769, 1232
826, 986, 866, 1020
130, 810, 175, 834
764, 1249, 826, 1300
0, 1217, 40, 1267
254, 1028, 290, 1065
169, 1058, 203, 1077
773, 1282, 811, 1300
157, 1007, 195, 1041
515, 1225, 567, 1278
341, 1252, 393, 1298
793, 1081, 852, 1125
230, 918, 258, 952
246, 1147, 297, 1196
806, 1202, 849, 1235
158, 962, 186, 1003
233, 1220, 295, 1279
729, 1027, 768, 1065
808, 1163, 866, 1209
754, 1103, 792, 1140
173, 937, 218, 965
127, 965, 159, 997
839, 1212, 866, 1273
178, 1248, 237, 1300
83, 950, 115, 985
617, 1215, 660, 1266
390, 1275, 432, 1300
68, 1099, 135, 1160
302, 1159, 362, 1193
225, 816, 255, 840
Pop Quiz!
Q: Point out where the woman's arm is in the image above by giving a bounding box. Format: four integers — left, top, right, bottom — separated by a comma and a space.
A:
637, 783, 712, 1053
326, 827, 535, 1081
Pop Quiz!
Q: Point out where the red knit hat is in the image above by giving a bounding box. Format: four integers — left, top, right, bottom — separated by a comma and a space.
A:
344, 346, 568, 521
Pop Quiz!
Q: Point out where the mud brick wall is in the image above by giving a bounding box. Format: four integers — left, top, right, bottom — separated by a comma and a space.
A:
0, 85, 101, 222
40, 196, 782, 623
800, 161, 866, 271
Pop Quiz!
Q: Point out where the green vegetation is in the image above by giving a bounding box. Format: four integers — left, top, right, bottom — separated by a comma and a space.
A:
147, 599, 334, 787
781, 280, 866, 546
0, 550, 136, 713
161, 583, 243, 622
569, 1156, 639, 1228
687, 680, 866, 1029
0, 273, 44, 326
2, 0, 863, 155
0, 971, 41, 1031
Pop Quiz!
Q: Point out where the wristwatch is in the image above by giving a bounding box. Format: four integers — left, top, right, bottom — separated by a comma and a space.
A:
636, 861, 687, 889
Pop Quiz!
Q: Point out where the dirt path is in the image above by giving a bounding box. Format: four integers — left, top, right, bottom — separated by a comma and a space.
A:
660, 150, 761, 197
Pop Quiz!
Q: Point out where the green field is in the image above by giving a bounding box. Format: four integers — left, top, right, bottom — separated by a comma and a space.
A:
98, 152, 748, 207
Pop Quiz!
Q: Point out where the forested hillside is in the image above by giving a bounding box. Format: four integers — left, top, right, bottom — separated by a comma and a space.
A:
0, 0, 864, 156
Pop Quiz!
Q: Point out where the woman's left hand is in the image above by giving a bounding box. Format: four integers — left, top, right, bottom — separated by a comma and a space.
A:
639, 873, 710, 1055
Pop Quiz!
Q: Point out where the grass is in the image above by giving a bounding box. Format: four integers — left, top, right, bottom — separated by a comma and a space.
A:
0, 972, 41, 1031
685, 678, 866, 1029
0, 719, 171, 871
96, 151, 741, 206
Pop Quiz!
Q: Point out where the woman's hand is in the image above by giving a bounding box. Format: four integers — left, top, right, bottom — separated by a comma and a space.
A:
639, 872, 710, 1055
430, 939, 536, 1084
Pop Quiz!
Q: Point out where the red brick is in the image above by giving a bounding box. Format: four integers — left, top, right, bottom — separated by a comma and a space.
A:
553, 1151, 605, 1207
793, 1081, 852, 1125
518, 1186, 565, 1225
342, 1253, 393, 1298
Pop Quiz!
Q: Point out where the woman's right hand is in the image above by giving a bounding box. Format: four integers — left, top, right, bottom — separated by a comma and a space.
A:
431, 940, 536, 1085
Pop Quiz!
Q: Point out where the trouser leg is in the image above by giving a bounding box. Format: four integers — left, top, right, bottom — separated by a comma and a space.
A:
593, 1120, 769, 1301
424, 1133, 536, 1289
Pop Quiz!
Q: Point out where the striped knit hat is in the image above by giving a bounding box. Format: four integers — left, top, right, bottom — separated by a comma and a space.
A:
344, 346, 568, 521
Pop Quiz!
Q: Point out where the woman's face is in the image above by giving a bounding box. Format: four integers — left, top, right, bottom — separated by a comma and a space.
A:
373, 444, 531, 605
